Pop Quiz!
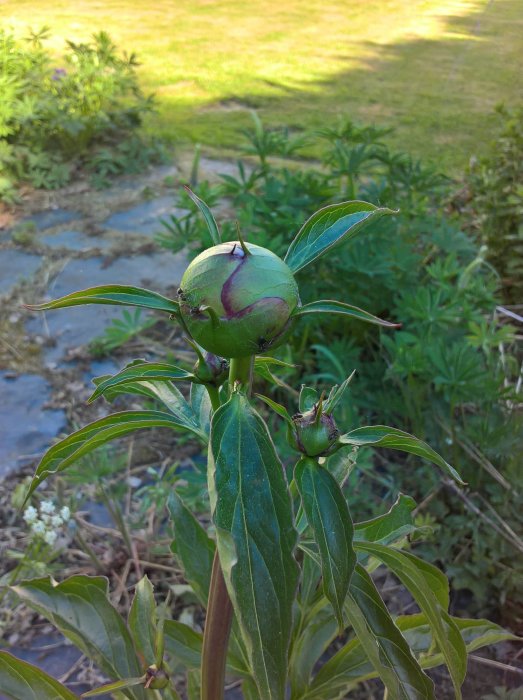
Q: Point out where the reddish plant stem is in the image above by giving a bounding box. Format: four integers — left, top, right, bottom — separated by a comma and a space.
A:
201, 551, 233, 700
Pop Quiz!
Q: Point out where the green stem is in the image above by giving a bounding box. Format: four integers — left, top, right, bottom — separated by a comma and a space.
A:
201, 354, 255, 700
229, 356, 254, 393
206, 384, 222, 412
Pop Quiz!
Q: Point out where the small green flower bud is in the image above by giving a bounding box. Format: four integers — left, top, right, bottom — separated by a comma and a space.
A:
290, 404, 340, 457
193, 351, 229, 386
179, 241, 300, 358
145, 664, 170, 690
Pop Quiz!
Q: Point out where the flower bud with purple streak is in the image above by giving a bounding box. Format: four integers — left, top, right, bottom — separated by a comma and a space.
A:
178, 241, 300, 358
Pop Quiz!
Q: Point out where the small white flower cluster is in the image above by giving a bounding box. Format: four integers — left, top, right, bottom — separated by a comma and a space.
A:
23, 501, 71, 546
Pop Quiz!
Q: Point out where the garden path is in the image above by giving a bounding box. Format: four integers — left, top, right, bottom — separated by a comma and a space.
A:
0, 158, 231, 479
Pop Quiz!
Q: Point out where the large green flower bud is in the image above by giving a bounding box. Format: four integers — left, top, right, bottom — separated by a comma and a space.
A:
178, 241, 300, 358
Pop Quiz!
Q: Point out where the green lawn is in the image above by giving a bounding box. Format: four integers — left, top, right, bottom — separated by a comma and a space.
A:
3, 0, 522, 172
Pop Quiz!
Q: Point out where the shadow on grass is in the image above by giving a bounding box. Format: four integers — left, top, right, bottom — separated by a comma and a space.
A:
158, 0, 522, 172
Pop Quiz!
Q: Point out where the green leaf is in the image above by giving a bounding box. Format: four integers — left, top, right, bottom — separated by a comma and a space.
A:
295, 458, 356, 630
163, 620, 247, 677
354, 493, 417, 546
293, 300, 400, 328
25, 285, 181, 316
190, 383, 212, 437
208, 392, 299, 700
340, 425, 465, 486
184, 185, 221, 246
345, 565, 435, 700
255, 393, 294, 429
324, 371, 355, 415
304, 612, 518, 700
168, 492, 216, 606
0, 652, 79, 700
299, 385, 318, 412
89, 361, 197, 403
25, 410, 202, 501
81, 677, 146, 698
355, 543, 466, 698
92, 380, 207, 441
284, 200, 395, 273
186, 669, 201, 700
11, 576, 145, 700
289, 606, 337, 699
164, 620, 203, 669
128, 576, 157, 667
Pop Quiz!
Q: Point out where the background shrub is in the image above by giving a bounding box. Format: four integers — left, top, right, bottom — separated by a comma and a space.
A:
0, 27, 165, 201
455, 105, 523, 303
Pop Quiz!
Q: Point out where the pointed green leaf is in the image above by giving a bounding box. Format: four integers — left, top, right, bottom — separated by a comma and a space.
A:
209, 392, 299, 700
324, 371, 356, 415
289, 606, 337, 699
356, 543, 466, 697
89, 361, 197, 403
25, 410, 202, 501
340, 425, 465, 485
304, 612, 518, 700
184, 185, 221, 245
168, 492, 216, 606
0, 652, 79, 700
295, 458, 356, 630
293, 300, 400, 328
81, 677, 146, 697
345, 565, 435, 700
285, 201, 395, 273
90, 380, 207, 441
354, 493, 417, 546
11, 576, 145, 700
25, 285, 180, 316
190, 383, 212, 436
299, 385, 318, 412
163, 621, 247, 677
255, 393, 294, 430
128, 576, 157, 667
164, 620, 202, 669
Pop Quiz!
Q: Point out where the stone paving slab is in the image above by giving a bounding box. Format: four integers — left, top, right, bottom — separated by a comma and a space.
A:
26, 208, 82, 230
40, 229, 112, 251
0, 249, 42, 295
26, 251, 187, 365
103, 196, 189, 235
0, 372, 66, 477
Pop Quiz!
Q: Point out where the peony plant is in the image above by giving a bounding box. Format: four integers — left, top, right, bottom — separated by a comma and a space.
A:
1, 190, 518, 700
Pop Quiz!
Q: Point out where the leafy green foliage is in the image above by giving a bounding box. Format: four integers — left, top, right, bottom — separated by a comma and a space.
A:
460, 105, 523, 302
11, 576, 146, 700
128, 576, 157, 666
168, 492, 216, 606
208, 392, 299, 700
15, 160, 520, 699
295, 458, 356, 629
89, 309, 157, 358
0, 29, 164, 199
345, 565, 435, 699
157, 116, 522, 613
284, 200, 395, 273
0, 652, 78, 700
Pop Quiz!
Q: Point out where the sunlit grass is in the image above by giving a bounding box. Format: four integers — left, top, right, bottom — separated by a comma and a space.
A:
3, 0, 522, 171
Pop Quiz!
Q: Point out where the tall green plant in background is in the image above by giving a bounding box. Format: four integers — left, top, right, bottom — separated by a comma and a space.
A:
1, 193, 518, 699
160, 116, 523, 617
